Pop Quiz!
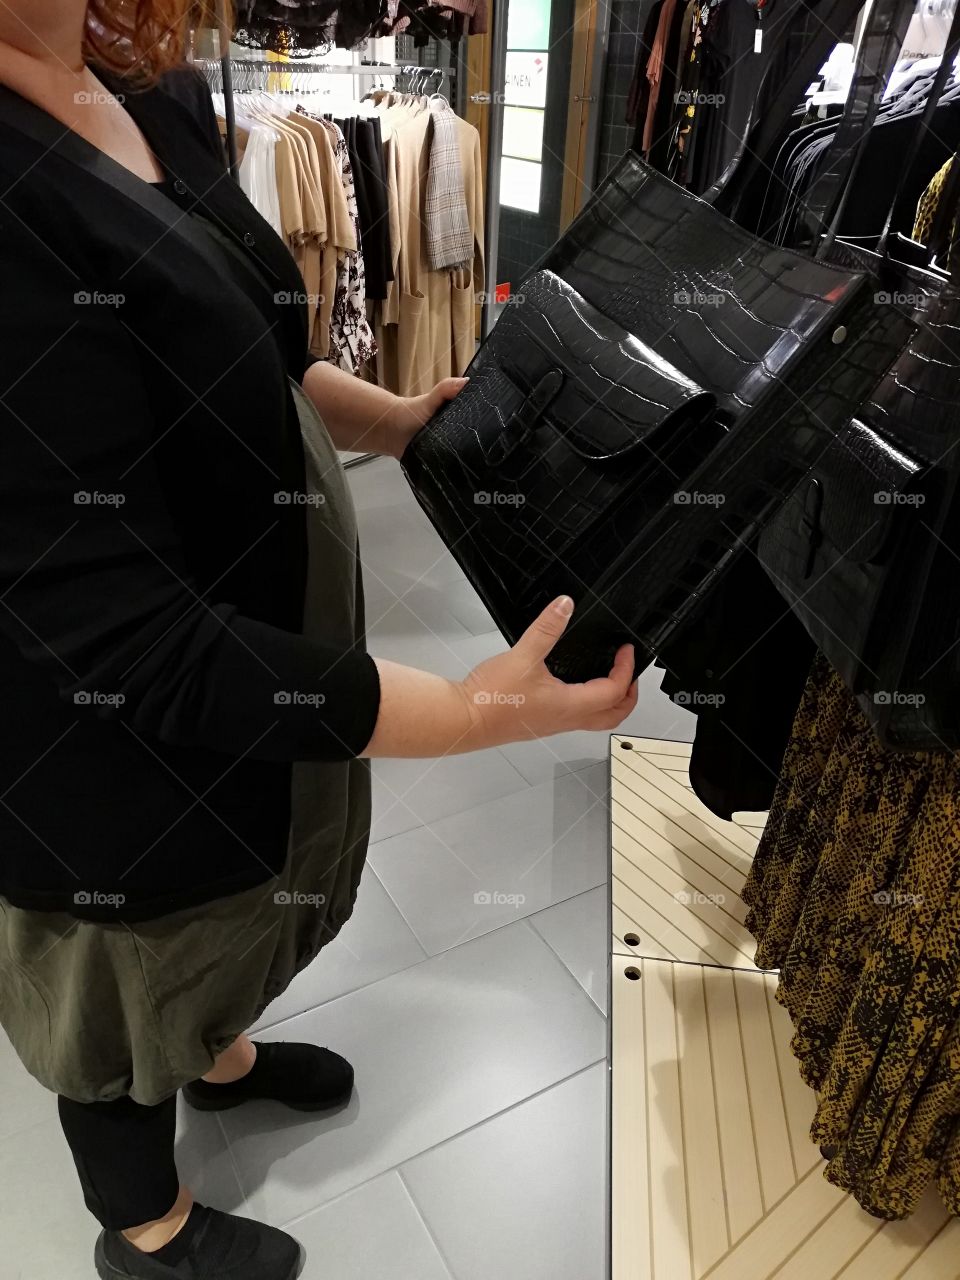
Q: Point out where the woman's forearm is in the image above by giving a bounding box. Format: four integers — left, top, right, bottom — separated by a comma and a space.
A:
302, 361, 399, 455
359, 659, 485, 758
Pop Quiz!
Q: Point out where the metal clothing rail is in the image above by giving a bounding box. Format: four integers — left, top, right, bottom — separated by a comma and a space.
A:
201, 58, 444, 176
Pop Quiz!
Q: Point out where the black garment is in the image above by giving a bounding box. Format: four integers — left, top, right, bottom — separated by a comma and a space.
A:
657, 552, 815, 819
0, 75, 380, 922
58, 1092, 179, 1229
338, 115, 392, 300
156, 66, 225, 165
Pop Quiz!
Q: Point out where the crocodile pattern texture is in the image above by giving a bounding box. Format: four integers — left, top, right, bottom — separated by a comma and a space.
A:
403, 155, 918, 682
760, 279, 960, 749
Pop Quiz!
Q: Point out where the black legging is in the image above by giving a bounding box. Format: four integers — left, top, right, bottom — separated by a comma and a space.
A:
58, 1092, 180, 1230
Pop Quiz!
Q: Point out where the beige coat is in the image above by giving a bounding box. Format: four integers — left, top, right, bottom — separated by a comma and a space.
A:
375, 103, 484, 397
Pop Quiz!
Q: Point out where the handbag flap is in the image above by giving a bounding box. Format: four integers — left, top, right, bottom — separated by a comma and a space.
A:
811, 418, 922, 562
480, 270, 717, 464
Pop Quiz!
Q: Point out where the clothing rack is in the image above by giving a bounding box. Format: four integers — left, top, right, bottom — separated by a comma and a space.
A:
195, 50, 448, 177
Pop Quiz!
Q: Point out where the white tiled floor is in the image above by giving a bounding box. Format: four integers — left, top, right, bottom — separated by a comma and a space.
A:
0, 457, 694, 1279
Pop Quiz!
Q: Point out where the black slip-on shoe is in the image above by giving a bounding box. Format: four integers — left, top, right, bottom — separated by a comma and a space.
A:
94, 1203, 302, 1279
182, 1040, 354, 1113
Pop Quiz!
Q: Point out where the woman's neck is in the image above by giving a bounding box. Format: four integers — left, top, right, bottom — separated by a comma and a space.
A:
0, 1, 87, 78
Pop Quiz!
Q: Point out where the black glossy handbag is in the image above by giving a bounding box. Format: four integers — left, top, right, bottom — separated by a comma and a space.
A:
401, 0, 916, 684
757, 0, 960, 750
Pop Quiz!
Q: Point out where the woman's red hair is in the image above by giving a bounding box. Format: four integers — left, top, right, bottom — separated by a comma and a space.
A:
84, 1, 231, 82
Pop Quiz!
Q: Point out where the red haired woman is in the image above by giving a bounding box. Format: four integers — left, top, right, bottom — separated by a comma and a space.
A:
0, 4, 637, 1276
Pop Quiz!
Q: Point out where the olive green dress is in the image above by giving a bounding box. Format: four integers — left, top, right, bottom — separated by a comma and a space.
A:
0, 381, 372, 1107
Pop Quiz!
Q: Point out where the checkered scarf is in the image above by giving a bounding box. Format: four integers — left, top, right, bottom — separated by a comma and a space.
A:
425, 98, 474, 272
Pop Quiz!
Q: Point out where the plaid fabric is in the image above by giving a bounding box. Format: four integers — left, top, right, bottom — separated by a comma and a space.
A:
426, 99, 474, 271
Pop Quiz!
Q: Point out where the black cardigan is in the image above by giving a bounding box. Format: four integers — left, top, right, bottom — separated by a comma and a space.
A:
0, 76, 381, 921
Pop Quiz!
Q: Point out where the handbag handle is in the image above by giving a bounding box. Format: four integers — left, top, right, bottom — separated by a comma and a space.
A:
805, 0, 917, 256
814, 0, 960, 257
874, 7, 960, 256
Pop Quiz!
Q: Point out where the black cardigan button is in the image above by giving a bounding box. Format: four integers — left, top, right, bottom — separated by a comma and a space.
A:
243, 232, 256, 247
173, 179, 187, 195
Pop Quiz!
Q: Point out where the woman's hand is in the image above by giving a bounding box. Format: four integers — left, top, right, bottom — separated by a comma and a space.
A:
362, 597, 638, 758
386, 376, 469, 459
301, 365, 468, 459
458, 596, 638, 747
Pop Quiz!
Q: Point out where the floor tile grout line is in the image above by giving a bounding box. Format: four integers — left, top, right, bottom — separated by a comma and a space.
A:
275, 1059, 607, 1232
395, 1167, 462, 1280
254, 882, 613, 1035
214, 1110, 251, 1205
367, 755, 608, 853
524, 914, 607, 1016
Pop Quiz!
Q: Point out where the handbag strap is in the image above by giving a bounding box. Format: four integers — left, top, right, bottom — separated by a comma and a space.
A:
805, 0, 918, 255
872, 6, 960, 256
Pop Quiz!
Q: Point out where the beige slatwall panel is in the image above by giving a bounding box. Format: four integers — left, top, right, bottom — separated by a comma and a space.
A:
611, 738, 960, 1280
611, 736, 761, 970
612, 962, 651, 1280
